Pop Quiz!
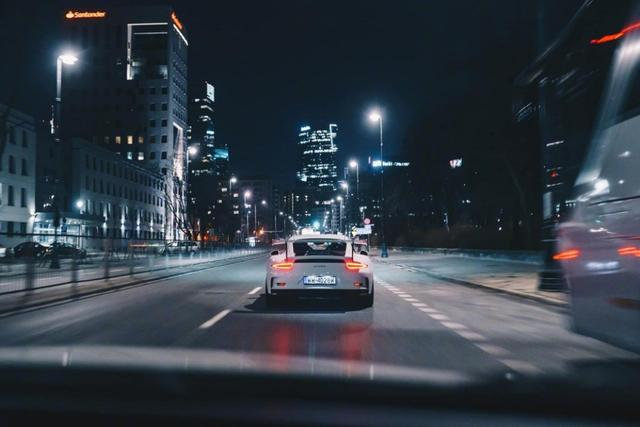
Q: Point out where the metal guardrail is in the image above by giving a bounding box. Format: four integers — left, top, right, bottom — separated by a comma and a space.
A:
0, 245, 267, 295
381, 246, 543, 264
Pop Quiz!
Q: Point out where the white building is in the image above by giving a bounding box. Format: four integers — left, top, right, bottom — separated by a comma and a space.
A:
0, 105, 36, 248
33, 138, 165, 250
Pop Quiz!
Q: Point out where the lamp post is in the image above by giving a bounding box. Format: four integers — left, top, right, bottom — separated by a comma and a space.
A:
243, 190, 251, 241
369, 109, 388, 257
54, 52, 78, 142
349, 159, 359, 199
254, 199, 267, 238
229, 177, 238, 241
336, 195, 344, 234
50, 52, 78, 269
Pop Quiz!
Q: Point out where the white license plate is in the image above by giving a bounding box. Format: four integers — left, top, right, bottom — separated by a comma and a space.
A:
303, 275, 337, 285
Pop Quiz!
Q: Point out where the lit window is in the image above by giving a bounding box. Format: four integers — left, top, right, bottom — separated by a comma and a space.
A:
138, 136, 144, 144
127, 152, 133, 160
115, 136, 121, 144
138, 152, 144, 161
127, 135, 133, 145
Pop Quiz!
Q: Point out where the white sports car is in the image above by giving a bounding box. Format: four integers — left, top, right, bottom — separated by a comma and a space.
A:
265, 234, 373, 307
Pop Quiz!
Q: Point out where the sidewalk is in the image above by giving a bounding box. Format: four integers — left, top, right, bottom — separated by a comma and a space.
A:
376, 251, 567, 307
0, 249, 261, 294
0, 251, 266, 315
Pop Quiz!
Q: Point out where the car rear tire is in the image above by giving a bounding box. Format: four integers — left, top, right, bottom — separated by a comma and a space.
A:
362, 284, 374, 308
265, 292, 277, 308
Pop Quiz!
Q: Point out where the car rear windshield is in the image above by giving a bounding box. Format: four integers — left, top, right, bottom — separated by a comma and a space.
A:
292, 240, 347, 257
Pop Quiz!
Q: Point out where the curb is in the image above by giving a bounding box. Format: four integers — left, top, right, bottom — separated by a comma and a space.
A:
378, 260, 567, 308
0, 253, 267, 316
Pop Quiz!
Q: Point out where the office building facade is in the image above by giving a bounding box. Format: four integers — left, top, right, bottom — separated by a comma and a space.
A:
60, 6, 188, 241
0, 105, 36, 247
295, 124, 338, 227
34, 138, 165, 249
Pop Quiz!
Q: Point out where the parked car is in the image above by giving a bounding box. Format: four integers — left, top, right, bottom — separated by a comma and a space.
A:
46, 242, 87, 259
0, 245, 12, 259
161, 241, 199, 255
13, 241, 48, 258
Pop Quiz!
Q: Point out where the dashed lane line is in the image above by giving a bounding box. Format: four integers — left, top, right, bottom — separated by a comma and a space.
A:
248, 286, 261, 295
380, 278, 543, 375
198, 309, 232, 329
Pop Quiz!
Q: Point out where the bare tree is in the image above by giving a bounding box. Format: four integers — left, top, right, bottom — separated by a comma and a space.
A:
164, 177, 194, 240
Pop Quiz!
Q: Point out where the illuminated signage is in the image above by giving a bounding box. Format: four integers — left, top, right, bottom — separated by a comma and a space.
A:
206, 83, 215, 102
65, 10, 106, 19
449, 158, 462, 168
171, 12, 183, 29
300, 126, 311, 132
371, 160, 410, 168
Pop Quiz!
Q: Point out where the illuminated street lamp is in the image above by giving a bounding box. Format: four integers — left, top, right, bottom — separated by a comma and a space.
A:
254, 200, 267, 237
55, 52, 79, 141
50, 51, 79, 269
368, 108, 387, 257
188, 146, 198, 156
349, 159, 359, 199
336, 196, 344, 234
244, 190, 251, 239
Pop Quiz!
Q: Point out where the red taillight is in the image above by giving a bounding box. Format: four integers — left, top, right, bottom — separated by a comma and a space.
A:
345, 260, 367, 271
272, 259, 294, 271
553, 249, 580, 261
618, 246, 640, 257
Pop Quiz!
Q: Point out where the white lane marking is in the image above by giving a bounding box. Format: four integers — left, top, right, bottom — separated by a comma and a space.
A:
397, 293, 412, 298
499, 358, 541, 374
441, 321, 467, 330
403, 298, 420, 302
198, 309, 232, 329
454, 330, 487, 341
419, 307, 439, 313
411, 302, 428, 307
429, 313, 450, 321
475, 343, 510, 356
248, 286, 261, 295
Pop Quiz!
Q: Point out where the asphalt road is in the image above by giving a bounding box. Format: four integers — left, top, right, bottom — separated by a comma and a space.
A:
0, 255, 634, 378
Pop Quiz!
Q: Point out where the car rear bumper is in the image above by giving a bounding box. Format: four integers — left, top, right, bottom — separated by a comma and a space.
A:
269, 289, 371, 298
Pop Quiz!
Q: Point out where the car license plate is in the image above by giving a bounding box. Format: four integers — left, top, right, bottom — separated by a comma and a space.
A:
303, 275, 337, 285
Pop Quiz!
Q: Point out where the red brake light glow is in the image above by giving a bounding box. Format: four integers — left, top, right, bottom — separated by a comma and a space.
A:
272, 259, 294, 271
345, 260, 367, 271
553, 249, 580, 261
590, 21, 640, 45
618, 246, 640, 257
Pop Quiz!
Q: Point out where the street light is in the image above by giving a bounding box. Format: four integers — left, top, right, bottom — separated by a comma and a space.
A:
55, 52, 78, 141
50, 51, 79, 269
254, 200, 267, 237
244, 190, 251, 240
188, 146, 198, 156
336, 196, 344, 234
349, 159, 359, 200
368, 108, 387, 257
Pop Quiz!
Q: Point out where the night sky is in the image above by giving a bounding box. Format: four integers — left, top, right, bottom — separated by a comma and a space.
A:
0, 0, 581, 183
